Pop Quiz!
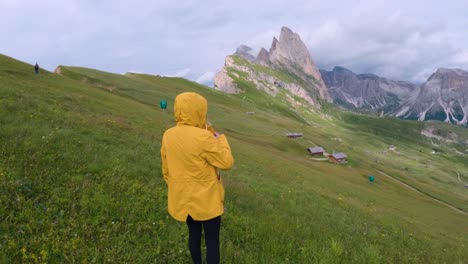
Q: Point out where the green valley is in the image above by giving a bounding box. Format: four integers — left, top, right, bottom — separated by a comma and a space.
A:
1, 54, 467, 263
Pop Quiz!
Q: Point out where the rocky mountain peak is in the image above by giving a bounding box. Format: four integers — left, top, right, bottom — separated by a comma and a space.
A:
280, 26, 294, 35
320, 65, 468, 126
270, 27, 315, 73
214, 26, 332, 106
395, 67, 468, 125
269, 37, 279, 53
428, 67, 468, 82
332, 66, 353, 73
435, 67, 468, 75
426, 67, 468, 87
268, 27, 330, 101
256, 48, 270, 64
234, 45, 255, 61
321, 66, 417, 111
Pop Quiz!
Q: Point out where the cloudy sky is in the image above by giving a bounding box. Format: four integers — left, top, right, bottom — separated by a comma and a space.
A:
1, 0, 468, 85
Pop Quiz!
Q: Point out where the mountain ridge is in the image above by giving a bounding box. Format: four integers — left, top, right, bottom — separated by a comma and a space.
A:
212, 26, 468, 126
322, 65, 468, 126
394, 67, 468, 125
320, 66, 417, 113
214, 27, 331, 108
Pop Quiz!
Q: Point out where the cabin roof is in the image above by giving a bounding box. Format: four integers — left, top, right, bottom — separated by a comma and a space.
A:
331, 152, 347, 159
308, 147, 324, 153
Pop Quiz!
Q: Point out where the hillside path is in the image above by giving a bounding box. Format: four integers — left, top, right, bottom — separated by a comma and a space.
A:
376, 170, 468, 216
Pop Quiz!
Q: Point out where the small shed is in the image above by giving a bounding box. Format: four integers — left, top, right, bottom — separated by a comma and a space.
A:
287, 132, 303, 138
307, 147, 324, 156
389, 145, 396, 151
329, 152, 347, 164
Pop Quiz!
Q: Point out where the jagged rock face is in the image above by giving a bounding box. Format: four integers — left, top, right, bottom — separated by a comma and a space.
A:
269, 37, 278, 54
395, 68, 468, 125
213, 57, 242, 94
256, 48, 270, 65
214, 54, 318, 105
268, 27, 331, 101
320, 66, 416, 112
234, 45, 255, 61
269, 28, 321, 82
214, 26, 331, 107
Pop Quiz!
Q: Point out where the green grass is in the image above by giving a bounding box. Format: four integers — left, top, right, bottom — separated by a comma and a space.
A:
230, 55, 321, 100
1, 54, 467, 263
231, 55, 302, 85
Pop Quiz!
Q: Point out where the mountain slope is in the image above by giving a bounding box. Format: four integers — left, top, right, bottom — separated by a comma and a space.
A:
1, 54, 468, 263
214, 27, 331, 108
320, 65, 468, 126
395, 68, 468, 126
320, 66, 417, 113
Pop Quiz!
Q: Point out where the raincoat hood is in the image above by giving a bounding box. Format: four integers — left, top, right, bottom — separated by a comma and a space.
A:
174, 92, 207, 128
161, 91, 234, 221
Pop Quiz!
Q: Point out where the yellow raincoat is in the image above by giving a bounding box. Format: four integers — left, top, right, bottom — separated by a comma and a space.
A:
161, 92, 234, 221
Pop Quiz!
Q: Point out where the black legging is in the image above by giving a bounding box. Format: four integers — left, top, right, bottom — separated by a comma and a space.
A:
186, 215, 221, 264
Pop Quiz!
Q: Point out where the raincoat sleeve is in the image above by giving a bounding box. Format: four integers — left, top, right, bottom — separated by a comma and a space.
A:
200, 133, 234, 170
160, 140, 169, 183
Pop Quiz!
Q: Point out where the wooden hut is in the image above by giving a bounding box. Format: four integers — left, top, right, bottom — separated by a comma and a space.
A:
329, 152, 347, 164
307, 147, 324, 156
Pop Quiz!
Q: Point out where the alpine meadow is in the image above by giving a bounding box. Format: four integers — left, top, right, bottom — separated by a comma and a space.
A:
1, 52, 468, 263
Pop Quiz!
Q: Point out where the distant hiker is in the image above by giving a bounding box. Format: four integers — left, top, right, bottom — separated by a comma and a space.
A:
161, 92, 234, 264
34, 63, 39, 74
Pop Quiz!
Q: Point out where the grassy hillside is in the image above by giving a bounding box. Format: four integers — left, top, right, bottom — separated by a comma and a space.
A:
1, 54, 467, 263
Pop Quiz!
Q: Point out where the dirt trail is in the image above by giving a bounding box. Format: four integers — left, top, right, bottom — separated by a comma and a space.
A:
309, 157, 328, 161
376, 170, 468, 216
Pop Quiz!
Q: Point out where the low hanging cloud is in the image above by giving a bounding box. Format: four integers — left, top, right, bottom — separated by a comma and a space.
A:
163, 68, 191, 78
127, 70, 144, 74
195, 71, 216, 85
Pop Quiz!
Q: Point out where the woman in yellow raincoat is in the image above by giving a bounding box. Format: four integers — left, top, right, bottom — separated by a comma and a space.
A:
161, 92, 234, 264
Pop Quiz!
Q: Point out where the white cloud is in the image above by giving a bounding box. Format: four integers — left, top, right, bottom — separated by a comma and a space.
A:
299, 11, 464, 82
163, 68, 191, 78
451, 50, 468, 65
195, 71, 215, 85
2, 1, 468, 83
127, 70, 144, 74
